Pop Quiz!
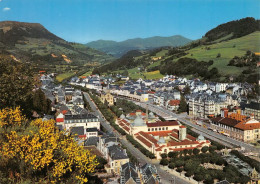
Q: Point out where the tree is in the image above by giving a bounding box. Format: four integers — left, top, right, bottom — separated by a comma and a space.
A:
216, 53, 221, 58
183, 85, 191, 95
160, 158, 169, 166
168, 151, 178, 158
178, 95, 187, 113
161, 153, 168, 159
194, 174, 204, 182
209, 146, 217, 153
168, 162, 175, 169
33, 89, 51, 115
201, 146, 209, 153
193, 148, 200, 155
0, 56, 35, 116
176, 167, 183, 173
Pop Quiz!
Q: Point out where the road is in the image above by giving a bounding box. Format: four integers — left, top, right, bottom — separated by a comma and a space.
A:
135, 101, 260, 154
83, 92, 191, 184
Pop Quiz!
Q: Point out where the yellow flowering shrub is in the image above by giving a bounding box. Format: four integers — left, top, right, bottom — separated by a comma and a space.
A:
0, 107, 98, 183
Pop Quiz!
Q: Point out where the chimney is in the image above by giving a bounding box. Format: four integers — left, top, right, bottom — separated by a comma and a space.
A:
221, 108, 228, 118
179, 125, 187, 141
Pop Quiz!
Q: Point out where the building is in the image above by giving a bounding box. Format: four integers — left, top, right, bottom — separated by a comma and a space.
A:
115, 110, 178, 136
100, 91, 114, 106
116, 110, 210, 159
134, 126, 210, 159
120, 162, 161, 184
244, 102, 260, 121
189, 94, 228, 118
97, 135, 129, 175
210, 108, 260, 142
167, 100, 180, 111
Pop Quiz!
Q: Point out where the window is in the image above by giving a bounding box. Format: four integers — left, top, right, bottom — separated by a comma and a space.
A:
148, 128, 150, 131
159, 128, 161, 131
155, 128, 157, 131
162, 127, 164, 130
152, 128, 154, 131
166, 127, 168, 130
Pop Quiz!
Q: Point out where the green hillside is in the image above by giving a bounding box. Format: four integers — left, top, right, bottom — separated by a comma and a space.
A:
181, 31, 260, 75
93, 31, 260, 82
0, 21, 114, 75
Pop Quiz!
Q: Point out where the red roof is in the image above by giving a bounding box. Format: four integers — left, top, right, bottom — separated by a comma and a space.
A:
147, 130, 172, 137
235, 122, 260, 130
62, 110, 68, 115
136, 136, 152, 147
167, 140, 199, 146
121, 125, 130, 132
56, 118, 64, 122
138, 131, 159, 146
168, 100, 180, 106
147, 121, 179, 127
136, 110, 142, 112
180, 125, 186, 128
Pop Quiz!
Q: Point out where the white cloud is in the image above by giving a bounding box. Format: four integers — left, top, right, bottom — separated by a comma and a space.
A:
3, 7, 10, 11
0, 0, 2, 2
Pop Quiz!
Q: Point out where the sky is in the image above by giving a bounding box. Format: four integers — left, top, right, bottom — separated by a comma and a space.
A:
0, 0, 259, 43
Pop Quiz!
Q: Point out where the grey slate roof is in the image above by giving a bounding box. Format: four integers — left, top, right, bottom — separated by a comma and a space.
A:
84, 136, 99, 146
108, 145, 128, 160
141, 163, 160, 184
65, 113, 97, 120
245, 101, 260, 110
120, 162, 141, 184
71, 126, 84, 136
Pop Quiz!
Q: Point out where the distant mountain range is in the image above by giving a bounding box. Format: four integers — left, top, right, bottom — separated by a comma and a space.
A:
86, 35, 192, 57
93, 17, 260, 84
0, 21, 114, 67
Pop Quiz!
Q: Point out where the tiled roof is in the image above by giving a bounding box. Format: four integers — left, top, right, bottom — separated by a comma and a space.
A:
146, 121, 179, 127
167, 140, 199, 146
147, 131, 172, 137
234, 122, 260, 130
138, 131, 159, 146
211, 117, 240, 127
136, 136, 153, 147
168, 100, 180, 106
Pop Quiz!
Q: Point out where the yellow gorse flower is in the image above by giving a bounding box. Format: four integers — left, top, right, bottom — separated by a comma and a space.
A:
0, 107, 98, 183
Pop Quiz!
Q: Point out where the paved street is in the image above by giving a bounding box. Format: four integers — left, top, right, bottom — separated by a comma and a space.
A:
83, 92, 192, 184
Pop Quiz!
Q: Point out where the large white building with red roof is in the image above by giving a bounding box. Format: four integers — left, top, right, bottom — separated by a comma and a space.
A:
116, 110, 211, 159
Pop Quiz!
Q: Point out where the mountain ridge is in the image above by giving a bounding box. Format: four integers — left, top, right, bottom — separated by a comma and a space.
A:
0, 21, 114, 72
86, 35, 192, 57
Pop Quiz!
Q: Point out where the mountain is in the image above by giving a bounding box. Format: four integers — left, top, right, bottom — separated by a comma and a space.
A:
93, 17, 260, 84
0, 21, 114, 72
86, 35, 192, 57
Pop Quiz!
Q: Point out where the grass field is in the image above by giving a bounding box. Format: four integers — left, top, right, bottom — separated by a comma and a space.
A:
56, 72, 75, 82
144, 70, 163, 79
183, 31, 260, 75
80, 70, 92, 77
